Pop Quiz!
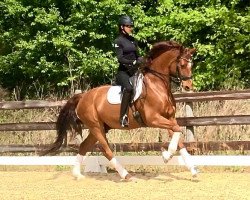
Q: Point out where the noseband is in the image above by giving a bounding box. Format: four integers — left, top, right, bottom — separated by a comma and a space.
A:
172, 57, 193, 83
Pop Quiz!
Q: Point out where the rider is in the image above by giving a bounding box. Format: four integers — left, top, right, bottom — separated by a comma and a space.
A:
114, 15, 143, 127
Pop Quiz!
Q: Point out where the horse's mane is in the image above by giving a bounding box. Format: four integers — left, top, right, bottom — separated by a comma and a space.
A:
143, 41, 184, 68
147, 40, 183, 60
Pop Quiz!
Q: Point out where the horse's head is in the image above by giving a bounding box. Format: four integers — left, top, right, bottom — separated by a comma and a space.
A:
144, 41, 196, 92
173, 47, 196, 92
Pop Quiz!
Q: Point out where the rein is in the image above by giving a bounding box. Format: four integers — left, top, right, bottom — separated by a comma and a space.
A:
144, 67, 169, 82
143, 56, 193, 84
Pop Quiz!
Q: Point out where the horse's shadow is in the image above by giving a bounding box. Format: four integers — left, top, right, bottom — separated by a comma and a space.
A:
159, 173, 200, 183
47, 169, 200, 183
73, 171, 200, 183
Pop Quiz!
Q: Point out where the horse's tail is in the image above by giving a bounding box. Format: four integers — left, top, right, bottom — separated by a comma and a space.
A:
40, 94, 82, 156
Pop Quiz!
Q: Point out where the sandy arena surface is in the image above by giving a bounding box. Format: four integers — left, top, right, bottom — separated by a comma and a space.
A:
0, 170, 249, 200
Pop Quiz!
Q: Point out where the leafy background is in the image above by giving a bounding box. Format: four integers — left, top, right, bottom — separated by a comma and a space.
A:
0, 0, 249, 100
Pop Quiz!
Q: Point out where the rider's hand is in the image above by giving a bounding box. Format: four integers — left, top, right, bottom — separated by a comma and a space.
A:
133, 57, 144, 65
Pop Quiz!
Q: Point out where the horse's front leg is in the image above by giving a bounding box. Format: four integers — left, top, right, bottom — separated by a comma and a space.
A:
163, 129, 198, 177
148, 115, 182, 163
179, 145, 198, 177
161, 129, 182, 163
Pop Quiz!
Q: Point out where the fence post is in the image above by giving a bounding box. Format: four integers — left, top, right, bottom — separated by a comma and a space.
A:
84, 156, 107, 173
74, 89, 82, 94
184, 102, 195, 142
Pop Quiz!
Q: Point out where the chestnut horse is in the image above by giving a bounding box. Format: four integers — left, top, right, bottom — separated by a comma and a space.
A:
41, 41, 198, 180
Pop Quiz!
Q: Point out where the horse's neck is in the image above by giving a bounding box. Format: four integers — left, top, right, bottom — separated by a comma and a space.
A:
139, 50, 178, 107
150, 51, 177, 75
138, 74, 176, 117
143, 73, 173, 100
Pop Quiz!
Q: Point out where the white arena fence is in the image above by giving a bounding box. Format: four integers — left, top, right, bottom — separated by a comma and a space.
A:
0, 155, 250, 173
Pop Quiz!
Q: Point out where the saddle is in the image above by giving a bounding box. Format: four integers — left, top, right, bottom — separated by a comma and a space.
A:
107, 73, 143, 104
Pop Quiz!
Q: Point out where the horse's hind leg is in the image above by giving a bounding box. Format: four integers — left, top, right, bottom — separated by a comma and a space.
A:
72, 133, 97, 179
89, 127, 134, 181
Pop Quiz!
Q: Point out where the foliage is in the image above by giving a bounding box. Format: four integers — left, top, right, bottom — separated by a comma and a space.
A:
0, 0, 249, 99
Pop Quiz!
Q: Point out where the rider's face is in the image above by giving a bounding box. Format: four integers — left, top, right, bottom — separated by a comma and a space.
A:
122, 25, 133, 35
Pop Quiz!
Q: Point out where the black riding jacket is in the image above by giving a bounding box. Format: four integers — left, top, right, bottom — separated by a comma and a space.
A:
114, 33, 139, 74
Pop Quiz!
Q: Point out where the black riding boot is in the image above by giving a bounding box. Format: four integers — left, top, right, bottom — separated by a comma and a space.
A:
120, 90, 132, 127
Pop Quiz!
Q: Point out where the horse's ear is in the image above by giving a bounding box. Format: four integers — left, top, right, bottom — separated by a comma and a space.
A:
189, 48, 196, 55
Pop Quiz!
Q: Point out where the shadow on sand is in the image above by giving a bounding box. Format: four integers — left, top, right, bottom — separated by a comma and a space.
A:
48, 170, 200, 183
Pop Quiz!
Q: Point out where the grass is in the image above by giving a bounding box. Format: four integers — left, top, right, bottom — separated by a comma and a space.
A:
191, 100, 250, 141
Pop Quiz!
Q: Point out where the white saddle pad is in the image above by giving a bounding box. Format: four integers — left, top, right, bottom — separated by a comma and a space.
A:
107, 73, 143, 104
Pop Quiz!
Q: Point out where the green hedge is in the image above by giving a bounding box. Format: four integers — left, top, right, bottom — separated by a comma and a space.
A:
0, 0, 249, 99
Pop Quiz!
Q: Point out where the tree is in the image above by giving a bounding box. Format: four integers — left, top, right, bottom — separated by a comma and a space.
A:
0, 0, 249, 99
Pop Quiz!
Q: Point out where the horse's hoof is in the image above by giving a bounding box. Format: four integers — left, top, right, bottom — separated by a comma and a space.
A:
75, 174, 85, 180
125, 176, 138, 182
162, 156, 172, 164
161, 150, 173, 164
124, 174, 138, 182
191, 166, 199, 178
72, 167, 85, 180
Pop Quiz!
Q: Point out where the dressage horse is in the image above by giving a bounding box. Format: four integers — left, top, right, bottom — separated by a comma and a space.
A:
41, 41, 198, 180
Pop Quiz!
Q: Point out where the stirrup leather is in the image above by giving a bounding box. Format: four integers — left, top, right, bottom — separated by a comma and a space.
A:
120, 114, 129, 127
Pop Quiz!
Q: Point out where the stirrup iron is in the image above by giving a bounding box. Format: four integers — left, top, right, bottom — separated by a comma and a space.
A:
120, 114, 129, 127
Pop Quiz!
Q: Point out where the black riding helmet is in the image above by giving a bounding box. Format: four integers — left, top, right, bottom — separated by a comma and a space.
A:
118, 15, 134, 26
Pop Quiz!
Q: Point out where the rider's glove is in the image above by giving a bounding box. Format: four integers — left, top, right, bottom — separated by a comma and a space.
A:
133, 57, 144, 66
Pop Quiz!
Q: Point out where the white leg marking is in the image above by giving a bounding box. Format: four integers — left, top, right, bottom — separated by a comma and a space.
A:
72, 154, 86, 180
168, 132, 181, 154
162, 132, 181, 163
162, 150, 173, 163
180, 148, 198, 177
110, 157, 128, 179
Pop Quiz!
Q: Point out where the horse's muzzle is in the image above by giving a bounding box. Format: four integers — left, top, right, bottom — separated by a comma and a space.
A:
181, 80, 193, 92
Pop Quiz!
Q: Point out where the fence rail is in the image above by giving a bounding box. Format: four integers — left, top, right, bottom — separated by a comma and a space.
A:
0, 90, 250, 110
174, 89, 250, 102
0, 90, 249, 167
0, 90, 249, 132
0, 115, 249, 132
1, 141, 250, 153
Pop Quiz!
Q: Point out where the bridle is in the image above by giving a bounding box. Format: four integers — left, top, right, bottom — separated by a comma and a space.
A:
171, 56, 193, 83
144, 55, 193, 84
